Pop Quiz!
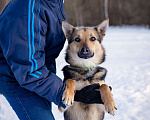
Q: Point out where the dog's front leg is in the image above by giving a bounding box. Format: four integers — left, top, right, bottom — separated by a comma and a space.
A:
62, 79, 75, 106
93, 80, 116, 115
99, 83, 117, 115
58, 79, 75, 112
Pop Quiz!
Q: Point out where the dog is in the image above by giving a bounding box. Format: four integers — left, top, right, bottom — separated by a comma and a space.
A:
59, 19, 116, 120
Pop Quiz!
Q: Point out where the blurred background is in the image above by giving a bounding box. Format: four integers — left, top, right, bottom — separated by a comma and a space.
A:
1, 0, 150, 26
0, 0, 10, 13
0, 0, 150, 120
64, 0, 150, 26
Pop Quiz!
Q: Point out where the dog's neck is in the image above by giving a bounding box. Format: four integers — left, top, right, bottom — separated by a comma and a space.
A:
62, 65, 107, 83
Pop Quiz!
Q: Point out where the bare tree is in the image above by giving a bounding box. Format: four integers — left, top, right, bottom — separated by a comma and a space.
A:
0, 0, 10, 14
104, 0, 108, 18
73, 0, 79, 26
77, 0, 84, 26
118, 0, 122, 25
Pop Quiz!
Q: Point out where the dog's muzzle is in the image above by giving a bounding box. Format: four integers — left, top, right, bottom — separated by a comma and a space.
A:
78, 46, 94, 59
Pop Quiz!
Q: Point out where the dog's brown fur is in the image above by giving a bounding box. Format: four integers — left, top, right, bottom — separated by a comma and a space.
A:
59, 19, 116, 120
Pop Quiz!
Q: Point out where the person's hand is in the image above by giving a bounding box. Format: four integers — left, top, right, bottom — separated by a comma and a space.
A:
74, 84, 104, 104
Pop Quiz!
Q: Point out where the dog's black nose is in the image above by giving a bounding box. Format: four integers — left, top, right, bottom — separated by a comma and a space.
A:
78, 44, 94, 59
81, 47, 90, 54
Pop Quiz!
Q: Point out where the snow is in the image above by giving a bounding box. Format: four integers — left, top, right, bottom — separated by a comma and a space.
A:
0, 26, 150, 120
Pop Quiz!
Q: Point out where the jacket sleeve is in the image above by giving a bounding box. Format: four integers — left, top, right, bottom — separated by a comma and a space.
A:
0, 13, 66, 108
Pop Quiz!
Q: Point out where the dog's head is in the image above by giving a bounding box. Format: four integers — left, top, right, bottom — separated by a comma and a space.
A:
62, 19, 109, 67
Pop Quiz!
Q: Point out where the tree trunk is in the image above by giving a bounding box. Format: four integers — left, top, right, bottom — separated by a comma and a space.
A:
118, 0, 122, 25
0, 0, 10, 14
73, 0, 79, 26
104, 0, 108, 18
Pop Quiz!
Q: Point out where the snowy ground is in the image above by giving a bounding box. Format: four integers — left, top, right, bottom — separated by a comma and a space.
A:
0, 26, 150, 120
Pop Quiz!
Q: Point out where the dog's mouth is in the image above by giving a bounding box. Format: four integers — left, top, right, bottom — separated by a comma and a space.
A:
78, 52, 94, 59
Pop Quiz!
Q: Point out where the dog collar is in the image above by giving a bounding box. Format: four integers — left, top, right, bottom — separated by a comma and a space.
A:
70, 66, 95, 69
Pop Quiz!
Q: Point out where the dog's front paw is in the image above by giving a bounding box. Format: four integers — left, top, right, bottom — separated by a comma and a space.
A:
103, 93, 116, 115
62, 79, 75, 106
100, 84, 117, 115
62, 88, 75, 106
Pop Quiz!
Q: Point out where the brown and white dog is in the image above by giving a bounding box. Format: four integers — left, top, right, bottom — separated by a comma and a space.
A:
59, 19, 116, 120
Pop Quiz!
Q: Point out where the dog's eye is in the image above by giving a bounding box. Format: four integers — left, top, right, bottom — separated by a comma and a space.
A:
75, 37, 81, 42
90, 37, 96, 41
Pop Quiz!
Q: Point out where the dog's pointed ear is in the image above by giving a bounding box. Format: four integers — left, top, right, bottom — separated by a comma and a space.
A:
96, 18, 109, 38
62, 20, 74, 40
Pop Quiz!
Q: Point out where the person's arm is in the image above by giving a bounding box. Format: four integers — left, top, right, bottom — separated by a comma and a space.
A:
74, 84, 112, 104
0, 14, 66, 108
74, 84, 103, 104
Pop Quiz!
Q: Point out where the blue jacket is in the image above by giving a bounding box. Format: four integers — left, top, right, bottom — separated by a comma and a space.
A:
0, 0, 67, 108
